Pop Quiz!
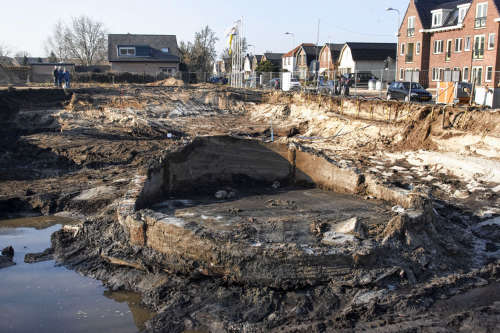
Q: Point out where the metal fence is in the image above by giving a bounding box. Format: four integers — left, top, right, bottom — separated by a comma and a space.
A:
2, 65, 498, 107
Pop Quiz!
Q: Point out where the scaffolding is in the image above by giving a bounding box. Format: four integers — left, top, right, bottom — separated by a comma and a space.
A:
230, 18, 244, 88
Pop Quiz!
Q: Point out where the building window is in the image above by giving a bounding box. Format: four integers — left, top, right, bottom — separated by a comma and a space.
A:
455, 38, 463, 52
474, 35, 485, 59
459, 7, 468, 23
465, 36, 471, 51
488, 33, 495, 50
400, 68, 404, 80
161, 48, 170, 53
407, 16, 415, 36
446, 40, 452, 60
118, 47, 136, 56
486, 66, 493, 82
432, 68, 442, 81
472, 66, 483, 85
475, 2, 488, 28
432, 12, 443, 27
434, 40, 443, 54
401, 43, 405, 56
463, 67, 469, 81
406, 43, 414, 63
416, 42, 421, 55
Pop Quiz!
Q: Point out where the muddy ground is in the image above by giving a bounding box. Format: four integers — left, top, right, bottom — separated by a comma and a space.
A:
0, 85, 499, 332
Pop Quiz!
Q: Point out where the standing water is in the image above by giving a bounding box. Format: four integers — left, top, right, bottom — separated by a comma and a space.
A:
0, 216, 155, 333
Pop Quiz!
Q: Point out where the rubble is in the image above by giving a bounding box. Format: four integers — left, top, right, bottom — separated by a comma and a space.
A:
0, 86, 499, 332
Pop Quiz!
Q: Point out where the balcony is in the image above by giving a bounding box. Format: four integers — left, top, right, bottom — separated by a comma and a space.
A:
407, 28, 415, 37
405, 54, 414, 63
475, 17, 487, 28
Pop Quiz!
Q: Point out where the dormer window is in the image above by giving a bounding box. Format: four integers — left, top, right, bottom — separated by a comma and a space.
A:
432, 11, 443, 27
475, 2, 488, 28
458, 7, 467, 23
118, 47, 135, 56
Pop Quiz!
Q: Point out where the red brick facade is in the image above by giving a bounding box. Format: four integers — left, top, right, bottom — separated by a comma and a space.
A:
398, 0, 500, 88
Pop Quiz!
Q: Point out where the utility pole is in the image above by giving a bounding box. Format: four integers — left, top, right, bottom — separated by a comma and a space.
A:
315, 19, 320, 90
386, 8, 401, 81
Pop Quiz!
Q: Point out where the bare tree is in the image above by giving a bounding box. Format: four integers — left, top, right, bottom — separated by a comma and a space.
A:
45, 16, 107, 65
180, 26, 218, 73
0, 42, 11, 57
45, 20, 68, 62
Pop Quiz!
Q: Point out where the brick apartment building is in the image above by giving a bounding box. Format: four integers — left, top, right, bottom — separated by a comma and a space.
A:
398, 0, 500, 89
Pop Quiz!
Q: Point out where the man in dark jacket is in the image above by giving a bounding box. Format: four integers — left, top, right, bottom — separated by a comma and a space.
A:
53, 66, 58, 87
63, 68, 70, 88
57, 67, 64, 87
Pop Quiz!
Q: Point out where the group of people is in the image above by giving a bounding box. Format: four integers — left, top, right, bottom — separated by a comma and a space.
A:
53, 67, 71, 88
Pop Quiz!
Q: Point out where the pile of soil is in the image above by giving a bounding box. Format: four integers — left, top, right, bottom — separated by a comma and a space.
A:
149, 77, 185, 87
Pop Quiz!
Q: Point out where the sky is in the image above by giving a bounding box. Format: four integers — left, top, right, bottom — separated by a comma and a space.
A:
0, 0, 410, 58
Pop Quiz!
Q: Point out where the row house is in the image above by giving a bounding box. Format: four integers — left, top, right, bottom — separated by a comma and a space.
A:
261, 53, 285, 69
399, 0, 500, 88
282, 43, 316, 73
296, 44, 321, 79
318, 43, 344, 79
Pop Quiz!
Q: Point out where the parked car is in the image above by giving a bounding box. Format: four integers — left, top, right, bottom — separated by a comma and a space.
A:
208, 76, 228, 84
343, 72, 378, 87
289, 77, 301, 91
318, 79, 349, 96
386, 81, 432, 102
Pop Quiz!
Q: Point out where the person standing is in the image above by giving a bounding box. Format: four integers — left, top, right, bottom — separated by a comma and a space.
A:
53, 66, 58, 87
57, 67, 64, 88
63, 68, 70, 88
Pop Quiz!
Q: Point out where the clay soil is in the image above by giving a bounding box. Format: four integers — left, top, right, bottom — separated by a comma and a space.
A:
0, 85, 499, 332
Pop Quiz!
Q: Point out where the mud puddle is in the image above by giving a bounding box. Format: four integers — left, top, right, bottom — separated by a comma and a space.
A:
0, 216, 155, 333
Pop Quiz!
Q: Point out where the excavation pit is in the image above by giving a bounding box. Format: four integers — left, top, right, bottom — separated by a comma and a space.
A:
117, 136, 431, 288
149, 187, 392, 246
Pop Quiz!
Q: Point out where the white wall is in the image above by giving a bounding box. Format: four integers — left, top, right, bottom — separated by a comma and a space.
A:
282, 56, 295, 73
244, 57, 252, 72
338, 45, 395, 79
338, 46, 355, 73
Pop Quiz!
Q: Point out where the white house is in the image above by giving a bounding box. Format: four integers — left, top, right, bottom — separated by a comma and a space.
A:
282, 43, 315, 74
337, 42, 396, 79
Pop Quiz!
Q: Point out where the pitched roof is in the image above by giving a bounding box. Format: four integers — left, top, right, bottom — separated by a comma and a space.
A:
253, 55, 263, 62
263, 53, 284, 67
263, 53, 284, 61
283, 43, 316, 57
414, 0, 471, 28
324, 43, 344, 61
297, 45, 321, 65
108, 34, 180, 63
345, 42, 397, 61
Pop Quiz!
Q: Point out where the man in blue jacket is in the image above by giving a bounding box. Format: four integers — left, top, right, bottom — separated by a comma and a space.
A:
63, 68, 70, 88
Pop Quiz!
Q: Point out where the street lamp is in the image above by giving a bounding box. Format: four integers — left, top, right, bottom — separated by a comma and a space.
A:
248, 44, 256, 55
284, 32, 295, 49
386, 7, 401, 81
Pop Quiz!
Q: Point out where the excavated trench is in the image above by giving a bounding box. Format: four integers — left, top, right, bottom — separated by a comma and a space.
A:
114, 136, 440, 290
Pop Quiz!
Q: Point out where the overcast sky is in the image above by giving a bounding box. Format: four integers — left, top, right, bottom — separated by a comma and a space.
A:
1, 0, 409, 57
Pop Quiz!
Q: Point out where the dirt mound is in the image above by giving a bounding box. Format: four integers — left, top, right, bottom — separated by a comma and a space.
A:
149, 77, 185, 87
394, 106, 438, 151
